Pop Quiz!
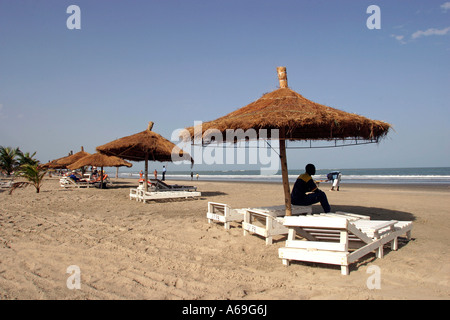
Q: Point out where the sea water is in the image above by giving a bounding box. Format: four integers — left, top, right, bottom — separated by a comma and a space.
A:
117, 167, 450, 184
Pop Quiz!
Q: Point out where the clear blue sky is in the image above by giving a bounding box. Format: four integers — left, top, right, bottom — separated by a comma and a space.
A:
0, 0, 449, 172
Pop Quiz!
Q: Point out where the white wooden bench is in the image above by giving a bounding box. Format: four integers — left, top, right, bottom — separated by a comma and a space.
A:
130, 188, 139, 201
206, 202, 247, 229
278, 216, 413, 275
206, 203, 312, 233
135, 189, 201, 202
242, 205, 313, 245
59, 177, 91, 188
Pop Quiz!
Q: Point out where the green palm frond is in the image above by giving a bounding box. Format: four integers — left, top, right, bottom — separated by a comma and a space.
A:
15, 164, 47, 193
0, 146, 20, 175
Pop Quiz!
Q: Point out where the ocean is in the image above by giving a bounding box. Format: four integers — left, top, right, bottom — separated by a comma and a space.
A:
117, 167, 450, 185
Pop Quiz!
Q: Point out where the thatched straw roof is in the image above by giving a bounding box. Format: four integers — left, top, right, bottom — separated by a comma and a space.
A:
184, 70, 391, 142
55, 147, 90, 167
39, 158, 67, 169
39, 147, 90, 169
67, 153, 132, 170
96, 122, 191, 162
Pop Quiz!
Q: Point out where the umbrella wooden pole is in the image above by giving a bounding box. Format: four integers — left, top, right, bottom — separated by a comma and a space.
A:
279, 127, 292, 216
144, 152, 149, 192
100, 166, 104, 189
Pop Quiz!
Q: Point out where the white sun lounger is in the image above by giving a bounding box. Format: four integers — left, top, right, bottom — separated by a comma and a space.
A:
243, 209, 363, 245
206, 202, 248, 229
130, 188, 139, 200
278, 215, 413, 275
148, 179, 197, 192
133, 188, 201, 202
0, 179, 14, 188
206, 202, 312, 238
60, 177, 91, 188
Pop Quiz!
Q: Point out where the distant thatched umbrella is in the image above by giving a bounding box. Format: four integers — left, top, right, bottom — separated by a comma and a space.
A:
39, 158, 67, 170
96, 122, 191, 191
55, 147, 90, 167
39, 147, 89, 170
183, 67, 391, 215
67, 153, 132, 189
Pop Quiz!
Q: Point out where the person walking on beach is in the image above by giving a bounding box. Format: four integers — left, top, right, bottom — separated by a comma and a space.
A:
153, 169, 158, 180
291, 163, 331, 213
162, 166, 166, 181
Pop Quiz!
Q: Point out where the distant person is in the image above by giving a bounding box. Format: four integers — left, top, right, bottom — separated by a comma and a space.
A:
327, 171, 342, 191
291, 163, 331, 213
196, 173, 199, 180
162, 166, 166, 181
190, 171, 194, 181
69, 171, 81, 182
92, 167, 98, 179
153, 169, 158, 180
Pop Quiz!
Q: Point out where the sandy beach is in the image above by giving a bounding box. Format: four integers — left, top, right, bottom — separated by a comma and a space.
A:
0, 177, 449, 300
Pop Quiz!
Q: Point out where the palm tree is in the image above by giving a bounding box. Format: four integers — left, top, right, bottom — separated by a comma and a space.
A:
14, 164, 47, 193
0, 146, 20, 175
18, 151, 39, 166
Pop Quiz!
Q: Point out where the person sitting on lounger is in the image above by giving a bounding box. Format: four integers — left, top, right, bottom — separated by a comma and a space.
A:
291, 163, 331, 213
68, 171, 82, 182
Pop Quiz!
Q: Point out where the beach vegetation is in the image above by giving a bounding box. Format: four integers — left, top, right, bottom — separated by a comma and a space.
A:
0, 146, 21, 175
14, 164, 47, 193
18, 151, 39, 166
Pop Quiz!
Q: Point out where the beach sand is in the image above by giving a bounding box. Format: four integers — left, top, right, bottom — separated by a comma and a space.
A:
0, 177, 449, 300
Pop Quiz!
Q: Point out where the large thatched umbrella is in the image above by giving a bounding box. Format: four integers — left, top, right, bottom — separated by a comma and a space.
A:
183, 67, 391, 216
67, 153, 132, 189
96, 122, 191, 191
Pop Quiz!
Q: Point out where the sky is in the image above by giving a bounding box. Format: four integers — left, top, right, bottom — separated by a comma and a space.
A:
0, 0, 449, 172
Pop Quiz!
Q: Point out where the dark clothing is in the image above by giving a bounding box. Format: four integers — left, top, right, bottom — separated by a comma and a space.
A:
291, 173, 331, 213
327, 171, 341, 181
69, 174, 80, 182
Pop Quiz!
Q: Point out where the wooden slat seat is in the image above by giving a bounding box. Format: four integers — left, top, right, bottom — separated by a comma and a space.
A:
279, 216, 413, 275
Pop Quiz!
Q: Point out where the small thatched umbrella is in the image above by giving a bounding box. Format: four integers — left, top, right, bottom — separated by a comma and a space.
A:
39, 158, 68, 170
96, 122, 191, 191
55, 147, 91, 168
67, 153, 132, 189
183, 67, 391, 215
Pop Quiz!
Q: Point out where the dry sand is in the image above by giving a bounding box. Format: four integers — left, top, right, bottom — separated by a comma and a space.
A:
0, 177, 449, 300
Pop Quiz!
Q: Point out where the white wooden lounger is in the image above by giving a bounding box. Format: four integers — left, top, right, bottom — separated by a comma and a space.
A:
278, 216, 413, 275
243, 209, 363, 245
148, 179, 197, 192
0, 179, 14, 188
206, 202, 312, 242
131, 188, 201, 202
130, 188, 139, 200
206, 202, 248, 230
59, 177, 91, 188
